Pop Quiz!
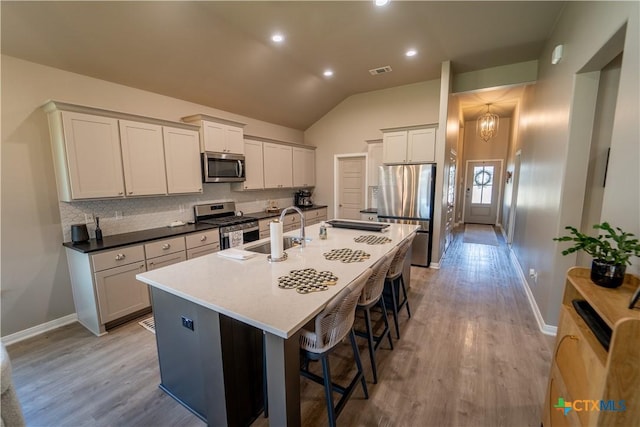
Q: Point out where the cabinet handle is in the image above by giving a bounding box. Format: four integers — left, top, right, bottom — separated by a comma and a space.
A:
162, 243, 171, 250
149, 262, 154, 266
139, 264, 145, 269
115, 253, 126, 261
198, 188, 202, 192
200, 236, 207, 242
118, 192, 124, 195
129, 191, 133, 195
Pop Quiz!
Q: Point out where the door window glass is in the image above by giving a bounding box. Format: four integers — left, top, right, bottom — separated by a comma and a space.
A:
471, 165, 494, 204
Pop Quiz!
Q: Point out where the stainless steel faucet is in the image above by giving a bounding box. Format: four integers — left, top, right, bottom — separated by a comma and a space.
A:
279, 206, 306, 247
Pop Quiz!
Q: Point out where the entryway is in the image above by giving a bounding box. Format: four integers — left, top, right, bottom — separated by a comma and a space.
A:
334, 155, 366, 219
463, 159, 502, 225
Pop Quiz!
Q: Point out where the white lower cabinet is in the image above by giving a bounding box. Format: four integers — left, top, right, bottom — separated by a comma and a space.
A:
185, 229, 220, 259
92, 246, 149, 325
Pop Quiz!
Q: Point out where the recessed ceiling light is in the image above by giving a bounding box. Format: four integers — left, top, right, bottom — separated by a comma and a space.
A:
375, 0, 390, 6
271, 33, 284, 43
323, 70, 334, 77
406, 49, 417, 57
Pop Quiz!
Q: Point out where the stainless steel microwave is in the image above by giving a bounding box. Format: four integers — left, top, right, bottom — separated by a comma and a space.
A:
202, 152, 246, 183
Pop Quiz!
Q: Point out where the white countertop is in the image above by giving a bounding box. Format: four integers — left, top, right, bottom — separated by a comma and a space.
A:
136, 222, 418, 338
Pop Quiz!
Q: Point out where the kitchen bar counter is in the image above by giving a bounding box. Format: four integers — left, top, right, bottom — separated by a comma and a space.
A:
63, 223, 217, 253
137, 222, 417, 426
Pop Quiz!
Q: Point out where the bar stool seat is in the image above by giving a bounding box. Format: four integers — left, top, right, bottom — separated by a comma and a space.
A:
355, 247, 398, 384
384, 233, 415, 339
299, 269, 372, 427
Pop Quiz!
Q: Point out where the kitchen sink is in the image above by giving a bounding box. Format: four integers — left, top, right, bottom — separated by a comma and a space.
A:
245, 236, 310, 254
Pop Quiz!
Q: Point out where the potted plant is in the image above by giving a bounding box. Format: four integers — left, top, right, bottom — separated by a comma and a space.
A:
554, 222, 640, 288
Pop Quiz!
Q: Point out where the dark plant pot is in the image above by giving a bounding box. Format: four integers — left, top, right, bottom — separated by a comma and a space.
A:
590, 259, 626, 288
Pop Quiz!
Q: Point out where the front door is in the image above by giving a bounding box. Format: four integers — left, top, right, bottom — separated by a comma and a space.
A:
464, 160, 502, 225
337, 156, 366, 219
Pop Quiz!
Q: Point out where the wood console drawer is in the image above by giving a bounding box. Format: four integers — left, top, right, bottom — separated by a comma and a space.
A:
92, 245, 145, 272
145, 236, 186, 259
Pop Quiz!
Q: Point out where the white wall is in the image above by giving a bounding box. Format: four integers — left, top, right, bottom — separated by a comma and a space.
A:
512, 1, 639, 327
0, 55, 304, 337
304, 81, 440, 209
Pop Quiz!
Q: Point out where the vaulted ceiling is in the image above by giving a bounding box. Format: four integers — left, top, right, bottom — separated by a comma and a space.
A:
1, 1, 566, 130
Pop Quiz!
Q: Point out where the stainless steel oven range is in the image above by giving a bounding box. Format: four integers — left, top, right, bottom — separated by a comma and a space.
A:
194, 202, 259, 249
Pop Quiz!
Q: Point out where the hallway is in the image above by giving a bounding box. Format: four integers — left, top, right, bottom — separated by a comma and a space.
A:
7, 226, 553, 427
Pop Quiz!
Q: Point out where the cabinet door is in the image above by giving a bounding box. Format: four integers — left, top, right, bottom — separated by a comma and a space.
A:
163, 127, 203, 194
382, 131, 407, 164
242, 139, 264, 190
292, 148, 315, 187
61, 111, 125, 199
186, 244, 220, 259
408, 128, 436, 163
225, 126, 244, 155
367, 143, 383, 186
202, 121, 226, 153
263, 143, 292, 188
119, 120, 167, 196
147, 252, 187, 271
94, 261, 149, 323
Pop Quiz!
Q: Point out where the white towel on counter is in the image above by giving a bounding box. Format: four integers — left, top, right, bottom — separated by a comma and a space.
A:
229, 230, 244, 248
217, 248, 258, 261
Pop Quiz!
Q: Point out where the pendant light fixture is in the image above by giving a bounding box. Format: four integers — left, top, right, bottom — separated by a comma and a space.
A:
476, 104, 499, 142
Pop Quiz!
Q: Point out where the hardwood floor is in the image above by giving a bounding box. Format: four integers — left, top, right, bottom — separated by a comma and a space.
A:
7, 226, 553, 427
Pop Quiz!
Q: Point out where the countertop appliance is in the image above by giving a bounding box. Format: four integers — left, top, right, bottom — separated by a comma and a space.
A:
202, 152, 245, 183
194, 202, 259, 249
295, 190, 313, 207
70, 223, 90, 244
378, 163, 436, 267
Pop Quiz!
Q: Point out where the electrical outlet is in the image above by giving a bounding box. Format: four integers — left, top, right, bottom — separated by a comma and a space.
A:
181, 316, 194, 331
84, 213, 94, 224
115, 211, 123, 220
529, 268, 538, 283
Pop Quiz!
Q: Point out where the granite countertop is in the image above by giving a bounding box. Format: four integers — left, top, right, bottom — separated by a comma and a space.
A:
63, 223, 218, 254
246, 204, 328, 220
136, 222, 418, 338
360, 208, 378, 214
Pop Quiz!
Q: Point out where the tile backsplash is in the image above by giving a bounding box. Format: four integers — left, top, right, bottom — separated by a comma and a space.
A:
59, 184, 304, 242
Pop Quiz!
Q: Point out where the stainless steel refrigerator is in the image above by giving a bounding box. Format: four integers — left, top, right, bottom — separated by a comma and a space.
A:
378, 163, 436, 267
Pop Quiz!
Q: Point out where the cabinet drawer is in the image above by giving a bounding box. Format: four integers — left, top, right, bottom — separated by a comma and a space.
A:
92, 245, 145, 272
147, 252, 187, 271
259, 218, 273, 232
360, 213, 378, 222
187, 244, 220, 259
145, 237, 186, 259
554, 305, 607, 426
259, 230, 270, 239
283, 214, 301, 227
185, 229, 220, 249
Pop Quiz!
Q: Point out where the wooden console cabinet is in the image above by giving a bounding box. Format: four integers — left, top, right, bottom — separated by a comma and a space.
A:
542, 267, 640, 426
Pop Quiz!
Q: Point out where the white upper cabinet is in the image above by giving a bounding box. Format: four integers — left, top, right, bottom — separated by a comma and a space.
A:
382, 127, 436, 164
182, 115, 245, 155
263, 142, 293, 189
59, 111, 125, 200
163, 127, 202, 194
241, 139, 265, 190
407, 128, 436, 163
119, 120, 167, 196
44, 101, 201, 201
292, 147, 315, 188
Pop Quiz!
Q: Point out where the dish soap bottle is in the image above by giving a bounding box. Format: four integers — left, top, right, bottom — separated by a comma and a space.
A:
319, 222, 327, 240
95, 216, 103, 241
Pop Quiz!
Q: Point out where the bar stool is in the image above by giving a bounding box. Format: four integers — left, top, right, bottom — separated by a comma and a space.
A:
384, 233, 415, 339
355, 247, 398, 384
299, 269, 372, 427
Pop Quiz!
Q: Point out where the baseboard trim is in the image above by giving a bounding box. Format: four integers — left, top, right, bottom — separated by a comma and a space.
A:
1, 314, 78, 346
509, 250, 557, 336
429, 262, 441, 269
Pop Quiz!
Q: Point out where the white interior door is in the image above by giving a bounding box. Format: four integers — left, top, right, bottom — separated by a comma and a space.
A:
464, 160, 502, 225
337, 156, 366, 219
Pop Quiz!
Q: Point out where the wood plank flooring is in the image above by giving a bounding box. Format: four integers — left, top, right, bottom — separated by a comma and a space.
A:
6, 226, 553, 427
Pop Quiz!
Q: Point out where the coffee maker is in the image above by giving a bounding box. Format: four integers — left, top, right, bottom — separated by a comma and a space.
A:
295, 190, 313, 207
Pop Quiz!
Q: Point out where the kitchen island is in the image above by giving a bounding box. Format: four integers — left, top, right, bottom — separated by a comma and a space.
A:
136, 221, 418, 427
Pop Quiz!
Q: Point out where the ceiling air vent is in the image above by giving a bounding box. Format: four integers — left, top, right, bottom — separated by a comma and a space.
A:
369, 66, 392, 75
